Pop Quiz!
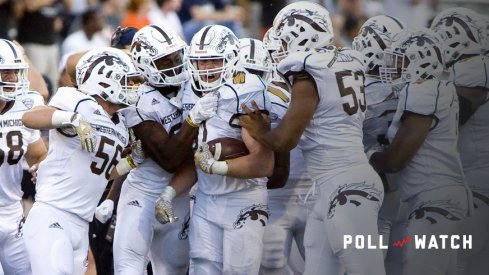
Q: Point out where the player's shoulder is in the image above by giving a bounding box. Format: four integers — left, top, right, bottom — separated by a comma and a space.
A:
221, 68, 266, 100
49, 87, 96, 112
401, 79, 455, 114
12, 90, 44, 111
451, 55, 489, 88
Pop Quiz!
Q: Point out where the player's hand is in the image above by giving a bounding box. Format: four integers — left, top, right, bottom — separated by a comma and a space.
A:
194, 143, 228, 175
71, 114, 97, 153
129, 128, 145, 164
28, 164, 38, 184
366, 143, 386, 161
95, 199, 114, 223
155, 186, 178, 224
240, 101, 270, 141
188, 92, 218, 126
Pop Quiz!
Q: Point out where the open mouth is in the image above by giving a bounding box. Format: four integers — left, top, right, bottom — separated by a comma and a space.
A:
203, 73, 219, 83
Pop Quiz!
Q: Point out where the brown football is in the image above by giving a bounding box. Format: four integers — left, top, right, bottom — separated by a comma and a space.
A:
208, 137, 249, 161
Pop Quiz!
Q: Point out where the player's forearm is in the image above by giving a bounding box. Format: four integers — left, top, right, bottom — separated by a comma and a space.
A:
105, 175, 126, 204
169, 155, 197, 196
227, 150, 274, 178
161, 122, 199, 168
267, 152, 290, 189
22, 106, 59, 129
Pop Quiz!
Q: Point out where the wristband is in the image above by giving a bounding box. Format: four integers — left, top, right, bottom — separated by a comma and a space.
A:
185, 115, 199, 128
211, 160, 228, 175
115, 157, 136, 176
51, 110, 77, 127
161, 186, 177, 201
126, 155, 137, 169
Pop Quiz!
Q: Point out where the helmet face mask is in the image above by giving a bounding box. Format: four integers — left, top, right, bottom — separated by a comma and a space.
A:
131, 25, 189, 87
239, 38, 272, 84
188, 25, 240, 92
76, 47, 143, 106
352, 15, 405, 81
380, 30, 443, 88
0, 39, 29, 102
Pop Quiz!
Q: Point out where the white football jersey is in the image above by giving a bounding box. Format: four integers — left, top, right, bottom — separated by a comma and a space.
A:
122, 84, 183, 195
181, 81, 200, 120
267, 84, 310, 193
277, 48, 367, 181
449, 55, 489, 182
363, 79, 399, 149
387, 80, 465, 201
0, 92, 44, 207
197, 68, 271, 195
35, 88, 129, 221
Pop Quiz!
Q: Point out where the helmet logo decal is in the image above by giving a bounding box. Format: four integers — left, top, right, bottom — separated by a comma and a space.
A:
433, 16, 479, 43
132, 36, 158, 57
216, 32, 239, 54
81, 52, 130, 84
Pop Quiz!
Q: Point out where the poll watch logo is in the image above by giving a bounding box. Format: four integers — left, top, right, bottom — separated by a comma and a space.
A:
343, 234, 472, 250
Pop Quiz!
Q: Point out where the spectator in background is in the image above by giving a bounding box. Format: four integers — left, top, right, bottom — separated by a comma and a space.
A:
101, 0, 126, 31
149, 0, 184, 39
384, 0, 438, 28
178, 0, 244, 42
331, 0, 368, 46
121, 0, 151, 30
16, 0, 71, 92
61, 6, 110, 58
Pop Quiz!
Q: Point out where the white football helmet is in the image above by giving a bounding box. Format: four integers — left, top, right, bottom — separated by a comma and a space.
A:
272, 1, 333, 61
380, 29, 444, 87
187, 25, 240, 92
239, 38, 272, 83
430, 7, 484, 68
352, 15, 405, 80
0, 39, 29, 101
76, 47, 142, 106
262, 28, 281, 61
131, 24, 189, 87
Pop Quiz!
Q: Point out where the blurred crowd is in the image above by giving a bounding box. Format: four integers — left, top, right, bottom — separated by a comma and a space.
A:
0, 0, 456, 97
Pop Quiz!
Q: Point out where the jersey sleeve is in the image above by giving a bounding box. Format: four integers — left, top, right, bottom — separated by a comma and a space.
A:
123, 92, 157, 128
399, 81, 442, 117
48, 87, 94, 112
267, 85, 290, 128
450, 56, 489, 89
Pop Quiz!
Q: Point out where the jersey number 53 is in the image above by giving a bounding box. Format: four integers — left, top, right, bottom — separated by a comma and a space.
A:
336, 70, 366, 115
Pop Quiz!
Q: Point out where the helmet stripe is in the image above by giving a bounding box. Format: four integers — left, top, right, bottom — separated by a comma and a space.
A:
250, 39, 256, 60
150, 25, 172, 44
288, 14, 328, 33
199, 26, 213, 50
385, 15, 404, 29
3, 40, 18, 59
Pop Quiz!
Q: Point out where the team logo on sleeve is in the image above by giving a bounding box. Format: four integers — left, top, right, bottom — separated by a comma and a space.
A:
327, 182, 382, 219
233, 204, 269, 229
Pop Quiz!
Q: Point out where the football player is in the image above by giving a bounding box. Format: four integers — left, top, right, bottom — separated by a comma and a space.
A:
0, 39, 47, 275
431, 8, 489, 275
240, 2, 386, 274
238, 37, 314, 275
111, 24, 216, 275
188, 25, 274, 274
369, 29, 471, 274
352, 15, 406, 271
21, 47, 143, 275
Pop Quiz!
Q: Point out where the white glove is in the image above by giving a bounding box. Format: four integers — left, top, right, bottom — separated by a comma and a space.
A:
194, 143, 228, 175
129, 128, 145, 164
95, 199, 114, 223
71, 114, 97, 153
188, 92, 218, 126
155, 186, 178, 224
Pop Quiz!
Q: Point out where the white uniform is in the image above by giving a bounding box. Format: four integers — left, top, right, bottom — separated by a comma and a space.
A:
362, 80, 403, 264
23, 87, 129, 275
114, 84, 190, 275
449, 55, 489, 275
189, 69, 271, 275
259, 84, 314, 275
0, 92, 43, 275
387, 80, 470, 275
278, 48, 385, 275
